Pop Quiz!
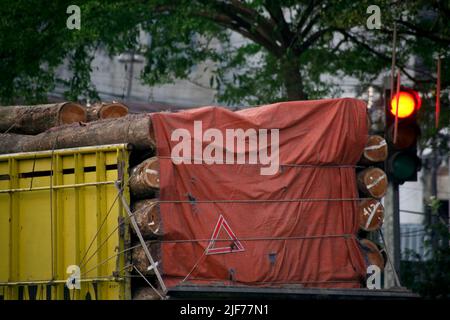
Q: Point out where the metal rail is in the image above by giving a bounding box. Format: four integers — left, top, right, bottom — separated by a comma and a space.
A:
0, 181, 116, 193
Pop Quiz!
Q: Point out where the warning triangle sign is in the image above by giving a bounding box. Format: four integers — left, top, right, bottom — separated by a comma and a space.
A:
206, 215, 244, 255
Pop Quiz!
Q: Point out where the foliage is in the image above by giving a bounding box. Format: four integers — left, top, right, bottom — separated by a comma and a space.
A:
401, 198, 450, 299
0, 0, 449, 112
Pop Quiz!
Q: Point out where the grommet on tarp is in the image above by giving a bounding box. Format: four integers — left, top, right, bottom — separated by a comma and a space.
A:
268, 253, 277, 266
187, 193, 196, 204
186, 192, 199, 214
228, 268, 236, 282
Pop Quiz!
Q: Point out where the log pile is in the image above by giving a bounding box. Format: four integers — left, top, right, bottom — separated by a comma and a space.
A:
0, 102, 154, 154
128, 157, 165, 298
356, 134, 388, 277
128, 157, 164, 279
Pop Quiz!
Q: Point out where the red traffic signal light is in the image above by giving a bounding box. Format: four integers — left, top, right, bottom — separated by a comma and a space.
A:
390, 89, 422, 118
384, 87, 422, 184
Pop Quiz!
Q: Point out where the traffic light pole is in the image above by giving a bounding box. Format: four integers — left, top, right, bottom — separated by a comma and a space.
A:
383, 181, 401, 288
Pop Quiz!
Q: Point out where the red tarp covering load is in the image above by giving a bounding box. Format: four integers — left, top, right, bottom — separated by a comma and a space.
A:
151, 98, 369, 288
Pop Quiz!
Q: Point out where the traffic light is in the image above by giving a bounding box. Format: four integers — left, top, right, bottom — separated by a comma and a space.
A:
384, 87, 421, 184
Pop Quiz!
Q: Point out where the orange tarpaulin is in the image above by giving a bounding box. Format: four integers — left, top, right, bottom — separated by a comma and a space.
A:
151, 98, 369, 288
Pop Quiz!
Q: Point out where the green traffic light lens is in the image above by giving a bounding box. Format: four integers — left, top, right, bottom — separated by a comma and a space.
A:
392, 153, 417, 180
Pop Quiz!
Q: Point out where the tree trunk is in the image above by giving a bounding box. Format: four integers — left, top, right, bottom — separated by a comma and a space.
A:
132, 199, 162, 238
86, 102, 128, 121
357, 167, 388, 199
360, 135, 388, 164
0, 133, 32, 154
0, 102, 86, 134
132, 242, 161, 275
358, 198, 384, 231
9, 114, 155, 154
281, 56, 306, 100
129, 157, 160, 198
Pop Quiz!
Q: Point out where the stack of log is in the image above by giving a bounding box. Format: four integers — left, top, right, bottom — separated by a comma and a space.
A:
356, 134, 389, 272
0, 101, 161, 297
0, 101, 158, 154
128, 157, 163, 274
127, 156, 168, 299
0, 102, 390, 292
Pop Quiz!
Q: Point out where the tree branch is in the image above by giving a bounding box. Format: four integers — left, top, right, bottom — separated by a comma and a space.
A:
149, 3, 283, 56
263, 0, 293, 45
395, 20, 450, 45
208, 0, 283, 54
331, 35, 347, 55
196, 11, 282, 56
296, 27, 333, 53
338, 29, 420, 83
295, 0, 318, 36
289, 1, 325, 52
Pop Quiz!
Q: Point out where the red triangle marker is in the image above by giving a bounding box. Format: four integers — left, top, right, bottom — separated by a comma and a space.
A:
206, 215, 245, 255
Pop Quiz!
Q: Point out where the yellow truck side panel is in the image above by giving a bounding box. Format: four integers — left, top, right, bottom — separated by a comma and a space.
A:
0, 144, 131, 300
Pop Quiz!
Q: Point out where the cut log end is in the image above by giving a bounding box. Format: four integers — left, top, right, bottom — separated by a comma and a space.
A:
59, 102, 87, 124
99, 102, 129, 119
132, 242, 161, 275
360, 239, 386, 271
359, 199, 384, 231
361, 135, 388, 163
133, 287, 162, 300
132, 199, 162, 238
142, 157, 160, 188
357, 167, 388, 199
129, 157, 160, 198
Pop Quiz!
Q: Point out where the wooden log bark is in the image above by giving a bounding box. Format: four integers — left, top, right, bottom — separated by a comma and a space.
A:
132, 242, 161, 275
0, 102, 86, 134
129, 157, 159, 198
87, 102, 128, 121
357, 167, 388, 199
132, 199, 162, 238
10, 114, 154, 154
0, 133, 32, 154
359, 239, 386, 271
358, 199, 384, 231
360, 135, 388, 163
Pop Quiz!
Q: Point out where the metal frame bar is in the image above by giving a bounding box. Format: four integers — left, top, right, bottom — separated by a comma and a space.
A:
0, 144, 131, 160
114, 181, 167, 294
0, 181, 116, 193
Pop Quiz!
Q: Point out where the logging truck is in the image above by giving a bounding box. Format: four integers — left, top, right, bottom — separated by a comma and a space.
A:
0, 100, 418, 300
